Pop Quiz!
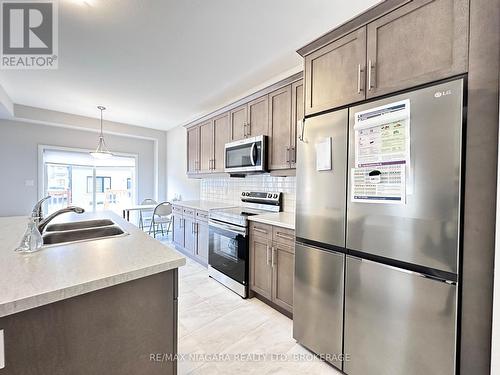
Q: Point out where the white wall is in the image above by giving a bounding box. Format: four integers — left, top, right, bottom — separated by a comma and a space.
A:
0, 119, 162, 216
165, 126, 200, 201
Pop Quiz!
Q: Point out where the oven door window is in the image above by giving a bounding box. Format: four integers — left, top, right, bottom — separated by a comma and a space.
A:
226, 142, 262, 168
209, 225, 248, 284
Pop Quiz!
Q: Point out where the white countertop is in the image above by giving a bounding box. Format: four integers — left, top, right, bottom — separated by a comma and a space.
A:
171, 200, 235, 211
0, 211, 185, 317
248, 212, 295, 230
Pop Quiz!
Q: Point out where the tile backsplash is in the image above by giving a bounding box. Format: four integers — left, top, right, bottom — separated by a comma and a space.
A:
200, 175, 296, 212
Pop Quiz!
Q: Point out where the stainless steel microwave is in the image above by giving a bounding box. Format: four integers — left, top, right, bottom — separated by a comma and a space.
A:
224, 135, 267, 173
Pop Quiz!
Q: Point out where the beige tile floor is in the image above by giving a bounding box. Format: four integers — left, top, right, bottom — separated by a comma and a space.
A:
176, 257, 343, 375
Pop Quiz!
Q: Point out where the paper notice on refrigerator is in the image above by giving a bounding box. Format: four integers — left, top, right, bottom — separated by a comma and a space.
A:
315, 137, 332, 171
354, 99, 410, 168
351, 163, 406, 204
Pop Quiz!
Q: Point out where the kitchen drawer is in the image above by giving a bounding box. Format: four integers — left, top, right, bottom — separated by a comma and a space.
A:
172, 205, 183, 214
182, 207, 195, 218
272, 227, 295, 248
196, 210, 209, 222
250, 222, 273, 241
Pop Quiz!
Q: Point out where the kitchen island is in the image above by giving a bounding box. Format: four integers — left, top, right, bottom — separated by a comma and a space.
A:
0, 211, 185, 375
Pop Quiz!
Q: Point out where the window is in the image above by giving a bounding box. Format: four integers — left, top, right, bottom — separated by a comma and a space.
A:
42, 148, 136, 215
87, 176, 111, 193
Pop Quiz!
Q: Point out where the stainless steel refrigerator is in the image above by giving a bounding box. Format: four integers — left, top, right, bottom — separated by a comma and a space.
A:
293, 78, 464, 375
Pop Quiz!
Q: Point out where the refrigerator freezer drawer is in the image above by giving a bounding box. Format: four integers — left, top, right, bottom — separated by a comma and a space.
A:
296, 109, 348, 247
293, 243, 345, 370
346, 79, 463, 273
344, 256, 457, 375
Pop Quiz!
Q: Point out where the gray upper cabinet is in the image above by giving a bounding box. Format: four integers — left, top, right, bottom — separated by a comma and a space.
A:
229, 104, 247, 141
290, 80, 304, 169
213, 112, 230, 173
199, 120, 213, 174
366, 0, 469, 98
186, 126, 200, 174
247, 95, 269, 138
269, 85, 292, 170
304, 27, 367, 116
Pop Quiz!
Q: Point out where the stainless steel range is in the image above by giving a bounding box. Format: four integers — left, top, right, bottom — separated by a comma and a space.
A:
208, 192, 281, 298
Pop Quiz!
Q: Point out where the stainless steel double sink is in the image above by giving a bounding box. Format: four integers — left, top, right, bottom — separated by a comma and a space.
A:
42, 219, 128, 246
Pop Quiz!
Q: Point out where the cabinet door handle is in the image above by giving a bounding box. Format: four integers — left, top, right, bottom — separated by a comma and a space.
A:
286, 147, 290, 163
266, 245, 271, 266
298, 119, 305, 142
291, 147, 296, 163
357, 63, 363, 93
247, 122, 251, 136
243, 123, 247, 137
271, 246, 276, 268
368, 59, 374, 91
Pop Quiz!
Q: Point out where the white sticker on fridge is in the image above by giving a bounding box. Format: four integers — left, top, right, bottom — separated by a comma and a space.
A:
351, 164, 406, 204
315, 137, 332, 171
352, 99, 411, 203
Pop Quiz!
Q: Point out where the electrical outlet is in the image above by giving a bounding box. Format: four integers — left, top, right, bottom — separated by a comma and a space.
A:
0, 329, 4, 369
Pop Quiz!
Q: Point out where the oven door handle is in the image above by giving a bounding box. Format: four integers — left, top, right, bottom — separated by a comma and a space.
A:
250, 142, 256, 166
209, 220, 247, 236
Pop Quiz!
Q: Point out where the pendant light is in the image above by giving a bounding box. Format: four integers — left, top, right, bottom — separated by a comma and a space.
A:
90, 106, 113, 159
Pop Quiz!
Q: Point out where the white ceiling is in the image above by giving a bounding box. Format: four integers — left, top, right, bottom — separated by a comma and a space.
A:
0, 0, 380, 131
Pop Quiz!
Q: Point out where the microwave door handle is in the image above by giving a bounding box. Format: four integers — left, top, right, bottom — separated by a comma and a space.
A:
250, 142, 256, 166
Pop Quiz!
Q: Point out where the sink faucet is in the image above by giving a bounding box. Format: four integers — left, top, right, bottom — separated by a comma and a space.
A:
15, 205, 85, 253
32, 196, 51, 222
38, 206, 85, 234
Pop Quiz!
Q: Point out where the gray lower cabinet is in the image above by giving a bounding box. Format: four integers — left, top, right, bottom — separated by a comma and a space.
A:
271, 242, 294, 311
249, 223, 295, 314
183, 217, 196, 255
172, 206, 209, 265
172, 213, 184, 248
344, 256, 457, 375
195, 220, 209, 263
250, 235, 273, 300
293, 243, 344, 370
0, 270, 178, 375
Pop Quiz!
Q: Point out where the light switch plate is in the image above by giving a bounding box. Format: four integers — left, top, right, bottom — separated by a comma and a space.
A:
0, 329, 4, 369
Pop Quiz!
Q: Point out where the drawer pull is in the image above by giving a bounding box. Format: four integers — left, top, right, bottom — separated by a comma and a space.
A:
253, 227, 268, 234
266, 245, 271, 266
276, 232, 294, 241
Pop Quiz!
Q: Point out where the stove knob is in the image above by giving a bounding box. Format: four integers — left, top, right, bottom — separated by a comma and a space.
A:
267, 193, 272, 198
273, 194, 278, 198
246, 192, 250, 196
241, 192, 245, 196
